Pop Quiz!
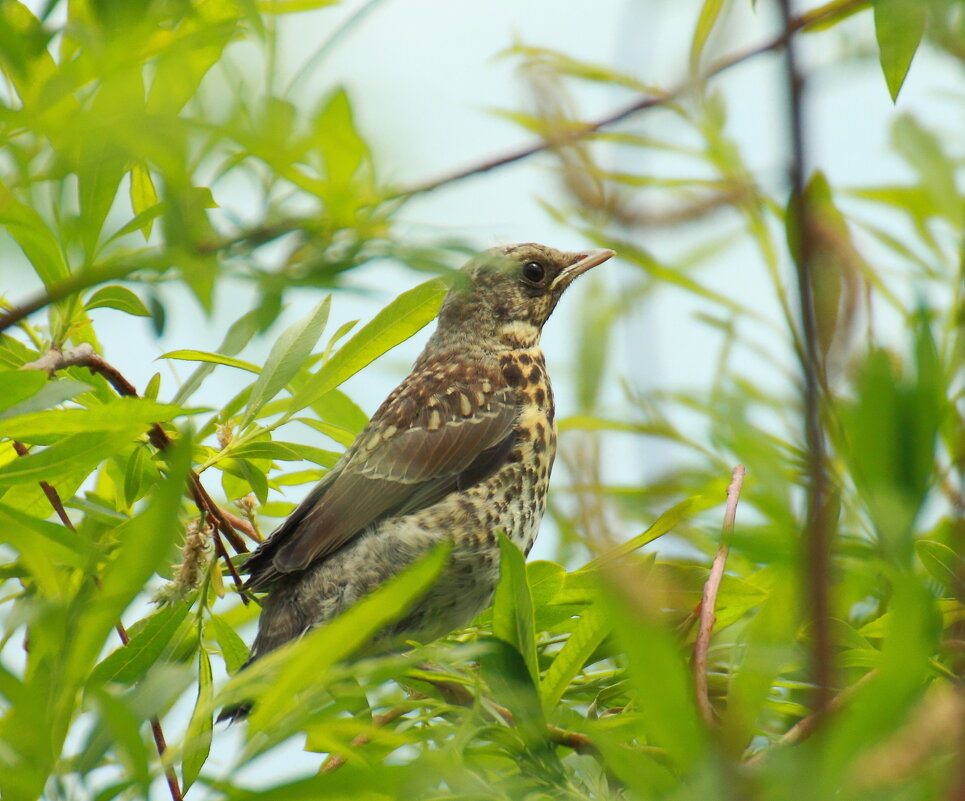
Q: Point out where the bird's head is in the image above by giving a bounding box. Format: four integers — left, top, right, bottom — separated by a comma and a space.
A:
433, 243, 615, 350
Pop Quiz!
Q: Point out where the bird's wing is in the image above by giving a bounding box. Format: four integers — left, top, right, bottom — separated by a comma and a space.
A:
243, 366, 517, 588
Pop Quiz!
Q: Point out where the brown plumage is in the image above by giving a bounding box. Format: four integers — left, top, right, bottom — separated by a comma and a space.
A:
222, 243, 613, 721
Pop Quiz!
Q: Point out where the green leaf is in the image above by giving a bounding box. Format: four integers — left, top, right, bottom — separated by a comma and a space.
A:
0, 377, 93, 420
492, 532, 539, 687
129, 162, 159, 240
583, 486, 726, 570
182, 648, 213, 792
158, 350, 261, 375
540, 602, 610, 714
160, 349, 261, 375
0, 370, 47, 413
916, 540, 963, 591
312, 87, 368, 189
289, 278, 447, 416
690, 0, 726, 73
208, 614, 249, 674
86, 286, 152, 317
0, 179, 69, 285
874, 0, 926, 101
92, 690, 151, 797
0, 430, 141, 487
243, 296, 331, 425
235, 543, 450, 734
0, 399, 191, 441
228, 441, 302, 461
89, 603, 193, 685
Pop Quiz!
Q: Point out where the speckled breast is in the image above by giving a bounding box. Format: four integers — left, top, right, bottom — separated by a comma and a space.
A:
493, 346, 557, 554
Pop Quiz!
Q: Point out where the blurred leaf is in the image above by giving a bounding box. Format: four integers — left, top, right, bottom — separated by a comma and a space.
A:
690, 0, 726, 73
0, 370, 48, 413
873, 0, 926, 101
312, 87, 369, 190
0, 429, 141, 487
91, 690, 151, 796
86, 286, 152, 317
182, 648, 213, 792
0, 180, 69, 285
915, 540, 962, 591
90, 602, 192, 685
493, 532, 539, 687
891, 114, 962, 223
583, 485, 726, 570
288, 278, 447, 416
243, 296, 331, 425
0, 399, 192, 441
838, 313, 944, 563
129, 162, 159, 240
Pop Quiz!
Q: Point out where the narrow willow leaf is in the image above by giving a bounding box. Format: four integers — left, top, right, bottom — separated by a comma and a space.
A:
208, 614, 249, 674
92, 690, 151, 796
915, 540, 962, 591
161, 349, 261, 375
690, 0, 726, 72
540, 602, 610, 714
873, 0, 926, 101
89, 603, 192, 685
582, 486, 726, 570
0, 399, 190, 440
228, 441, 302, 461
0, 179, 69, 285
243, 296, 331, 425
182, 648, 213, 792
288, 278, 447, 416
129, 162, 159, 240
0, 378, 94, 421
86, 286, 152, 317
0, 371, 47, 414
0, 430, 140, 487
493, 532, 539, 687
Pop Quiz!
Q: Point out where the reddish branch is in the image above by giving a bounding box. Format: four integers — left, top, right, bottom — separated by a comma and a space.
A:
693, 465, 746, 724
11, 440, 184, 801
20, 344, 253, 602
778, 0, 835, 719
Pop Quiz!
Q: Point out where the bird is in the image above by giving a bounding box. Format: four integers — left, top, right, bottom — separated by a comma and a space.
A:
221, 243, 614, 720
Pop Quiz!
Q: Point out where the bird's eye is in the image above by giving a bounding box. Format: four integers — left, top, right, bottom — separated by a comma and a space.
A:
522, 261, 545, 283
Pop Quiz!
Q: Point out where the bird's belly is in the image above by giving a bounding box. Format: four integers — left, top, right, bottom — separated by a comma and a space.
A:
271, 405, 557, 648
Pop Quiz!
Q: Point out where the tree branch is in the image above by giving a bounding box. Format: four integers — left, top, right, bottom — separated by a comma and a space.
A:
393, 0, 868, 198
778, 0, 835, 720
19, 345, 253, 601
693, 465, 746, 724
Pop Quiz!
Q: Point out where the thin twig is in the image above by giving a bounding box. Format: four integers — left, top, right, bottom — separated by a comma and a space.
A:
19, 345, 252, 601
320, 702, 413, 773
778, 0, 834, 720
11, 439, 183, 801
693, 465, 746, 725
393, 0, 867, 198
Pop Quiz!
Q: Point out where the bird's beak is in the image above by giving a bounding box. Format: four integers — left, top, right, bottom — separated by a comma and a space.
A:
550, 248, 615, 292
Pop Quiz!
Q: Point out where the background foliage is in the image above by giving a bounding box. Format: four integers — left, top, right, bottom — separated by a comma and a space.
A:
0, 0, 963, 799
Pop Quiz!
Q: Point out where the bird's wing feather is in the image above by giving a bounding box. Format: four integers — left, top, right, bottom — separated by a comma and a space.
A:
244, 366, 517, 587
